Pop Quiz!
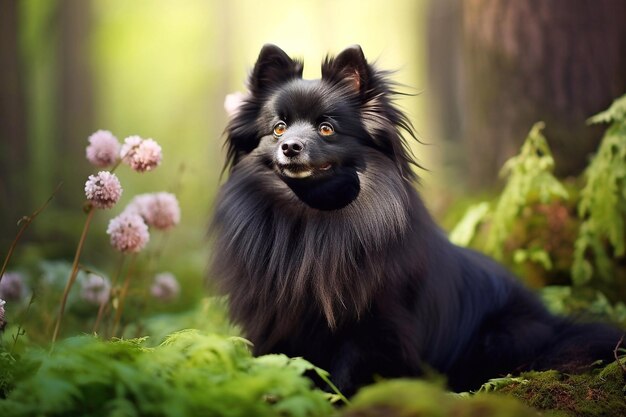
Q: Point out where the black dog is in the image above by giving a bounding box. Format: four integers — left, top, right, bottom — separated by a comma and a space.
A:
211, 44, 621, 394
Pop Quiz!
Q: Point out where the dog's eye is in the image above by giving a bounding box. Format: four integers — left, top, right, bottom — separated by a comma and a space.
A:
319, 122, 334, 136
273, 122, 287, 137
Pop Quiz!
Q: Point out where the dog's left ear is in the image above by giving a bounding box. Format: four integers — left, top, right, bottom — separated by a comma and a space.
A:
322, 45, 369, 98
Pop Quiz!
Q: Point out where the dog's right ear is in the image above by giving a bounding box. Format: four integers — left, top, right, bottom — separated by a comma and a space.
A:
248, 44, 303, 95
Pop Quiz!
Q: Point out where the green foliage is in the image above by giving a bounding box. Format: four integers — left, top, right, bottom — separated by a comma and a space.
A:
587, 95, 626, 125
513, 247, 553, 271
485, 122, 569, 260
342, 379, 541, 417
449, 122, 571, 275
0, 344, 17, 398
0, 331, 334, 417
476, 375, 530, 393
572, 94, 626, 285
130, 296, 237, 345
540, 285, 626, 325
451, 97, 626, 299
449, 202, 490, 247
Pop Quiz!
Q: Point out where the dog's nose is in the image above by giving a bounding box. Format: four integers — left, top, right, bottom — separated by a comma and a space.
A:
281, 139, 304, 157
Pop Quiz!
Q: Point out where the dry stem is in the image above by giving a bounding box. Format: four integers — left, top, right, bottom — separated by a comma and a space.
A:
111, 254, 137, 338
52, 205, 96, 343
1, 182, 62, 283
614, 333, 626, 374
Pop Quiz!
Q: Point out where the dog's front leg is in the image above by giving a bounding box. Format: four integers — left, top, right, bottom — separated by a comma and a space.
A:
327, 339, 366, 397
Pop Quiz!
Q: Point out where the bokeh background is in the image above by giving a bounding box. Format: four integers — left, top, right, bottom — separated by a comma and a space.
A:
1, 0, 431, 301
1, 0, 626, 321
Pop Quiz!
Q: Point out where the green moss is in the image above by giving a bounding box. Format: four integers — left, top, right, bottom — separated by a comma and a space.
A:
342, 379, 542, 417
493, 361, 626, 416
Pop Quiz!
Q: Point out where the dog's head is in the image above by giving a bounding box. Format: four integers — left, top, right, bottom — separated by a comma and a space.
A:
225, 44, 417, 210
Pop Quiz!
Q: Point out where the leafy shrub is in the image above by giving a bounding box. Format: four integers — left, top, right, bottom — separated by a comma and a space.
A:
450, 95, 626, 319
483, 122, 569, 261
573, 95, 626, 285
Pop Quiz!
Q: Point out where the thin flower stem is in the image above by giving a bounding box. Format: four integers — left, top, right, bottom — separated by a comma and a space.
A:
93, 299, 107, 335
110, 159, 123, 174
52, 205, 96, 343
1, 182, 62, 283
11, 294, 36, 354
93, 254, 125, 335
109, 143, 138, 174
132, 233, 167, 337
109, 254, 125, 289
111, 254, 137, 338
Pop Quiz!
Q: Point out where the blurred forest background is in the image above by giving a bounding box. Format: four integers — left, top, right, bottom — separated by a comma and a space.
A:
1, 0, 626, 317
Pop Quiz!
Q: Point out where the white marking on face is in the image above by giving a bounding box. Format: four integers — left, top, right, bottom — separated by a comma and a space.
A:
283, 168, 314, 179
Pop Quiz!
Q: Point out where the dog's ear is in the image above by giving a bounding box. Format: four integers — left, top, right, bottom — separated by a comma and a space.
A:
249, 44, 303, 96
322, 45, 369, 98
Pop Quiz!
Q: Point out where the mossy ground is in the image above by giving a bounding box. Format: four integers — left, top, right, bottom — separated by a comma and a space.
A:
492, 361, 626, 416
341, 379, 542, 417
339, 360, 626, 417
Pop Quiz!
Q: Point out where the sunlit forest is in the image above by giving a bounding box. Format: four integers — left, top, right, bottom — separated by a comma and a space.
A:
2, 1, 626, 416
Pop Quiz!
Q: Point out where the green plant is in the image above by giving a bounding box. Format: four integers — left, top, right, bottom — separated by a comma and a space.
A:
573, 95, 626, 285
450, 122, 569, 271
0, 331, 336, 417
0, 344, 17, 398
484, 122, 569, 260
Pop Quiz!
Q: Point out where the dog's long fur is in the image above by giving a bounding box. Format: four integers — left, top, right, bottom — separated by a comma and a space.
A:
211, 45, 621, 394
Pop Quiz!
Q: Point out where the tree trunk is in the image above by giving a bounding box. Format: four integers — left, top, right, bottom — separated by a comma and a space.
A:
56, 0, 94, 208
0, 0, 28, 243
429, 0, 626, 188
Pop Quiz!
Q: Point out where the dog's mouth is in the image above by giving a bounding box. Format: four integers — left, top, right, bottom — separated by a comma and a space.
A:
274, 160, 361, 210
277, 162, 333, 179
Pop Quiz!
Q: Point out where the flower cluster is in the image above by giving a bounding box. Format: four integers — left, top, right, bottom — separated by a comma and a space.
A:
80, 274, 111, 306
150, 272, 180, 301
86, 130, 120, 167
107, 212, 150, 253
85, 171, 123, 209
125, 192, 181, 230
72, 128, 182, 334
0, 271, 28, 301
85, 130, 163, 173
121, 136, 162, 172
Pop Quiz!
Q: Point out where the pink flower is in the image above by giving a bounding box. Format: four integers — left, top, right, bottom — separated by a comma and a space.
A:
86, 130, 121, 167
0, 299, 6, 330
85, 171, 123, 209
120, 135, 142, 158
120, 136, 162, 172
80, 274, 111, 306
224, 92, 247, 118
125, 192, 181, 230
150, 272, 180, 301
107, 212, 150, 253
0, 272, 27, 301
